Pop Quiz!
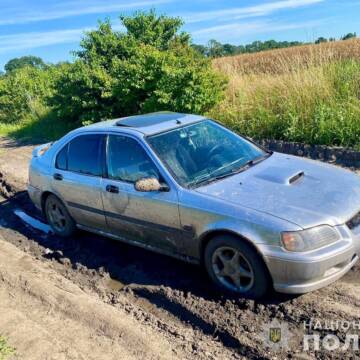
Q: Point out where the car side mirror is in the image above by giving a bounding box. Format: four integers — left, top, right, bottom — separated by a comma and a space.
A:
134, 177, 169, 192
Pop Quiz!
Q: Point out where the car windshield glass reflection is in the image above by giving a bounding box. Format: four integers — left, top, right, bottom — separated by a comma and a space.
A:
147, 120, 269, 187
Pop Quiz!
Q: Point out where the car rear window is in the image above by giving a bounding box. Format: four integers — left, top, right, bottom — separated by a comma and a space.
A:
55, 144, 68, 170
56, 134, 104, 176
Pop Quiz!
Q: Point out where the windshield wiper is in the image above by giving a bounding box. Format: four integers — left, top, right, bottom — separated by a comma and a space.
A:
189, 163, 248, 188
212, 153, 271, 179
237, 153, 271, 169
189, 153, 272, 188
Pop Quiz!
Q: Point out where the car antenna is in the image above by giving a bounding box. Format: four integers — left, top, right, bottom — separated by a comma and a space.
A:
176, 119, 182, 124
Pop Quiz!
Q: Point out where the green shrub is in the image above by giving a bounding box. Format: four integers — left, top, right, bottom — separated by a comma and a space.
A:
0, 65, 65, 124
50, 12, 227, 125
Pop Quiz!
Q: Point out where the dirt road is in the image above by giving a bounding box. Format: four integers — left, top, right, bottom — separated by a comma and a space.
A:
0, 138, 360, 359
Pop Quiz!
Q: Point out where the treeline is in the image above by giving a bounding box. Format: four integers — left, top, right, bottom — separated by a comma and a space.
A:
192, 39, 303, 57
192, 33, 357, 57
315, 32, 356, 44
0, 11, 226, 130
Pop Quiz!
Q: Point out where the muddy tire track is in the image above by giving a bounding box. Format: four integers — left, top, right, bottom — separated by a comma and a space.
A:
0, 185, 257, 358
1, 168, 360, 359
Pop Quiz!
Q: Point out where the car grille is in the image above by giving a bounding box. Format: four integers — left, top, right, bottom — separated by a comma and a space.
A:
347, 211, 360, 230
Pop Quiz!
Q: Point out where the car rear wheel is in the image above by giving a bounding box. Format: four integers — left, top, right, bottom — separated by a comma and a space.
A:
45, 194, 76, 237
204, 234, 270, 299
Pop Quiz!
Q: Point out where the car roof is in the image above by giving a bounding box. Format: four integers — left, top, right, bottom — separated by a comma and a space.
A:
77, 112, 206, 136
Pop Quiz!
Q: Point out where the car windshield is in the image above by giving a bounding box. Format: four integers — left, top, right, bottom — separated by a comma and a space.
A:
147, 120, 269, 188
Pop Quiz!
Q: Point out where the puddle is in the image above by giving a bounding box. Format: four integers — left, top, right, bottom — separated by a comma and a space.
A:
14, 210, 52, 234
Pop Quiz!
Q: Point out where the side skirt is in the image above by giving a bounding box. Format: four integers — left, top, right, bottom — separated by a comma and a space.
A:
76, 224, 200, 265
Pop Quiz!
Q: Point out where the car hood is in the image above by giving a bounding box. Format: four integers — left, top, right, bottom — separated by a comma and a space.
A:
195, 152, 360, 228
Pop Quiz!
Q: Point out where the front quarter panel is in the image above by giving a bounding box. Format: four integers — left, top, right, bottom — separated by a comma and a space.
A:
178, 188, 301, 260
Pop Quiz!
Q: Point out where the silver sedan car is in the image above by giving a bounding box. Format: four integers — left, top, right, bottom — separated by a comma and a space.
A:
28, 112, 360, 298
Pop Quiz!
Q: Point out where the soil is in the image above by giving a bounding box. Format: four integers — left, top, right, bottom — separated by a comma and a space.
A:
0, 137, 360, 359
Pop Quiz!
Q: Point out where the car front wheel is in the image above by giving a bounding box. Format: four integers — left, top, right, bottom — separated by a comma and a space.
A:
45, 194, 76, 237
204, 235, 270, 299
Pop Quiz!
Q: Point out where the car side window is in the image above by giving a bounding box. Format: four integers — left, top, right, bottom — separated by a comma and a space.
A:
55, 134, 103, 176
107, 135, 160, 183
55, 144, 68, 170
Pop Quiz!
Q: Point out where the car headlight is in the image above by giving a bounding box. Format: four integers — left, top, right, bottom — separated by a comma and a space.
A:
281, 225, 341, 252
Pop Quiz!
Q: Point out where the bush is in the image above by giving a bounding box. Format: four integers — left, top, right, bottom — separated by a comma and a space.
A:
50, 11, 227, 125
0, 65, 65, 124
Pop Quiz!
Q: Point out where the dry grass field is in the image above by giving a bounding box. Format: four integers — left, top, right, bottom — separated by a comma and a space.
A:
211, 39, 360, 149
213, 38, 360, 75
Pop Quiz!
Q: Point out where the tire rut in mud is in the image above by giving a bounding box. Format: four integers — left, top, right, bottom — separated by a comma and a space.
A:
1, 177, 360, 359
0, 189, 262, 358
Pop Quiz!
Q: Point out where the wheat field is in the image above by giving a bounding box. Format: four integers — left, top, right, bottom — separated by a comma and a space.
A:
213, 39, 360, 75
210, 39, 360, 149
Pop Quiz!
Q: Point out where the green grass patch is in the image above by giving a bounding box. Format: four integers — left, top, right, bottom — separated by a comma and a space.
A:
0, 112, 74, 144
0, 336, 15, 360
0, 122, 22, 137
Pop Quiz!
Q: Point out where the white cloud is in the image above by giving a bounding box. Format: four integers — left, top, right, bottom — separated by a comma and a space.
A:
184, 0, 324, 23
0, 28, 88, 53
192, 19, 325, 42
0, 0, 326, 54
0, 0, 170, 25
0, 21, 129, 54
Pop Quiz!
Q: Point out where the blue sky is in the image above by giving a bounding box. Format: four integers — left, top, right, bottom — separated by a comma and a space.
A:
0, 0, 359, 70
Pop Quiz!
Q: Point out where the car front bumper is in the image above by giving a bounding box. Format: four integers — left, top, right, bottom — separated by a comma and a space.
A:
259, 225, 360, 294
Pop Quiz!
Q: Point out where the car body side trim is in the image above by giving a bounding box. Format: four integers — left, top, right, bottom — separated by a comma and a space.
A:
67, 201, 190, 236
76, 223, 200, 264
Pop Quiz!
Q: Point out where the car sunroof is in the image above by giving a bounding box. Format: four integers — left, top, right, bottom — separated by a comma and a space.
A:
115, 112, 186, 128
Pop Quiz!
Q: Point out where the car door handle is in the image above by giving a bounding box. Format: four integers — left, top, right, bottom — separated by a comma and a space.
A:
53, 173, 63, 181
106, 185, 119, 194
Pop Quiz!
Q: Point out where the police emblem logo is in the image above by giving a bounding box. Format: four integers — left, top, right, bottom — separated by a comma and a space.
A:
262, 319, 291, 350
269, 327, 282, 343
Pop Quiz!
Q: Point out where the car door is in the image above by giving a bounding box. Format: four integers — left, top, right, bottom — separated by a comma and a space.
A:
101, 134, 183, 253
51, 133, 107, 231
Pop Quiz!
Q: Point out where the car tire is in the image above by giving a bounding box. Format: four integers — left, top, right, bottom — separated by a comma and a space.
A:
204, 234, 270, 299
45, 194, 76, 237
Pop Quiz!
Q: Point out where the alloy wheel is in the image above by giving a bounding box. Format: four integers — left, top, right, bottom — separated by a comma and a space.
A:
47, 199, 67, 233
211, 246, 255, 293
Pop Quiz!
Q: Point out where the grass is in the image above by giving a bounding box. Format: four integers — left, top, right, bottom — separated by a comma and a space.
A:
213, 38, 360, 75
0, 336, 15, 360
0, 111, 74, 144
210, 39, 360, 150
0, 123, 22, 138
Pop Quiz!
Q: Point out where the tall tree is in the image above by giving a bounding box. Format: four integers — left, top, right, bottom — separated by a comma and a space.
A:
341, 32, 356, 40
4, 56, 46, 73
315, 37, 328, 44
207, 39, 225, 57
